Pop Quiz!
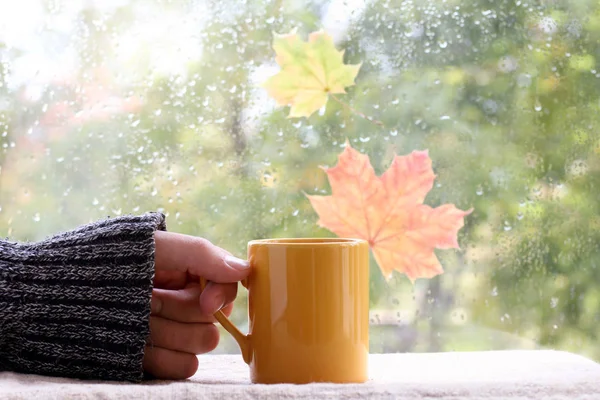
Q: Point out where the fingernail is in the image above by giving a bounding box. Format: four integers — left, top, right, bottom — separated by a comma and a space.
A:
209, 294, 225, 314
224, 255, 250, 270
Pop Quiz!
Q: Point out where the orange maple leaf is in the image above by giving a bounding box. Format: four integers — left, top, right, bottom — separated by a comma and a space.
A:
306, 142, 473, 282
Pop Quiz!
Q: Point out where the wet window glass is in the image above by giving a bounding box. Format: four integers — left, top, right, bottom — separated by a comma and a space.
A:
1, 0, 598, 359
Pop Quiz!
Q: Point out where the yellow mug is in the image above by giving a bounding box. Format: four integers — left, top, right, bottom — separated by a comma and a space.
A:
203, 238, 370, 384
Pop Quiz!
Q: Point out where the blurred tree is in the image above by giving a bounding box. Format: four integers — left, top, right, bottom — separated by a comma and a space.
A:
0, 0, 598, 359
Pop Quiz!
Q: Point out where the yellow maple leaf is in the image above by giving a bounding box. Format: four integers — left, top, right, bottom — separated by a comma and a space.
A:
262, 30, 361, 118
307, 142, 473, 282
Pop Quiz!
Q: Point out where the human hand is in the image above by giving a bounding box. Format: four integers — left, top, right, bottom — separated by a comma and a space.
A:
143, 231, 250, 379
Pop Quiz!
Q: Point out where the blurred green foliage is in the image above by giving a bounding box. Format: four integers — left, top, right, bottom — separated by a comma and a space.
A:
0, 0, 598, 360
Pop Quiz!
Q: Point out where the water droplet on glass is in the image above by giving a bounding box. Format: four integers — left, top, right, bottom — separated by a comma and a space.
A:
534, 103, 542, 112
92, 198, 99, 206
359, 136, 370, 143
131, 120, 141, 128
517, 73, 532, 88
550, 297, 559, 308
476, 186, 483, 196
503, 221, 512, 231
390, 130, 398, 137
33, 213, 40, 222
517, 212, 524, 220
292, 209, 299, 217
491, 286, 498, 296
155, 109, 162, 116
438, 41, 448, 48
56, 157, 64, 163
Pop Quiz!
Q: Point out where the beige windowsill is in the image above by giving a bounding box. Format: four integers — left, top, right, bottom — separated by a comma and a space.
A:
2, 351, 599, 399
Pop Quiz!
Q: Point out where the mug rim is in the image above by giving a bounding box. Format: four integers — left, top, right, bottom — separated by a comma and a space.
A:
248, 237, 367, 246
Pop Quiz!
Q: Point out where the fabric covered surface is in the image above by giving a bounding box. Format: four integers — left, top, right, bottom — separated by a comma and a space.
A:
1, 350, 599, 399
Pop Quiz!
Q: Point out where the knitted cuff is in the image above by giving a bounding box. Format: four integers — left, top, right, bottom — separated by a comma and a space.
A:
0, 212, 166, 382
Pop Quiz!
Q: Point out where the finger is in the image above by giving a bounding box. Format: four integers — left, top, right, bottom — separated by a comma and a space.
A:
148, 316, 220, 354
220, 301, 234, 317
199, 281, 238, 315
153, 269, 188, 290
143, 346, 198, 380
151, 284, 216, 323
154, 231, 250, 283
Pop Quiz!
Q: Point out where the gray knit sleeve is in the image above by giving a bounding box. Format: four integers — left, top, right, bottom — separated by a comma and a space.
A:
0, 212, 166, 382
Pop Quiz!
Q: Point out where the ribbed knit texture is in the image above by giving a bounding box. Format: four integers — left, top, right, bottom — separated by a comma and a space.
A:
0, 212, 166, 382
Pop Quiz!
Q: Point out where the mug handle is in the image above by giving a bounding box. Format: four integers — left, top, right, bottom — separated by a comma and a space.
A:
199, 277, 253, 364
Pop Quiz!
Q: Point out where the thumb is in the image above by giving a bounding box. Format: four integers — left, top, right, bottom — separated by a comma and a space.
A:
154, 231, 250, 283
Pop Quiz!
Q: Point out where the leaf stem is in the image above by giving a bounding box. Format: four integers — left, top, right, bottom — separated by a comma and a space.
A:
330, 94, 385, 128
